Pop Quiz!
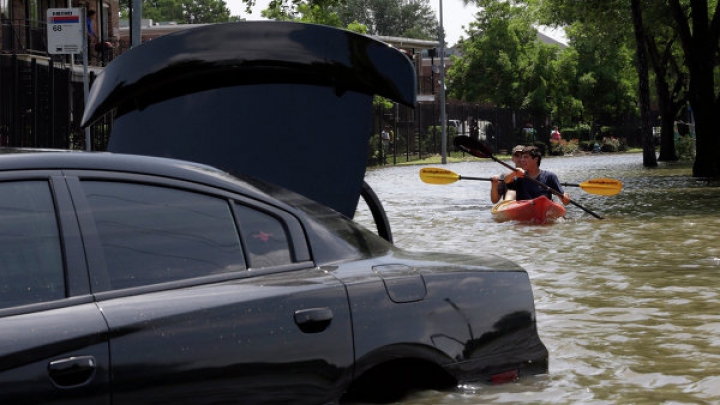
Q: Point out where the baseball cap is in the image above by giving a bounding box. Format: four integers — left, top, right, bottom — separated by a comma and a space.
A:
512, 145, 524, 154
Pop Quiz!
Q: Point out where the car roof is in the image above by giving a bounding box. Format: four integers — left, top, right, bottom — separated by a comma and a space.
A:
0, 149, 204, 172
0, 150, 273, 199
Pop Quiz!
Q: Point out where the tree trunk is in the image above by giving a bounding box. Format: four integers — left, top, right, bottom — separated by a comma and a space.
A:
630, 0, 658, 167
687, 29, 720, 176
669, 0, 720, 177
644, 29, 685, 162
654, 78, 679, 161
692, 106, 720, 176
658, 114, 677, 161
687, 39, 720, 176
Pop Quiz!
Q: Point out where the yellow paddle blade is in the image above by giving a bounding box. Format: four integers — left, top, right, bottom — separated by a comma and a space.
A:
419, 167, 460, 184
578, 178, 623, 196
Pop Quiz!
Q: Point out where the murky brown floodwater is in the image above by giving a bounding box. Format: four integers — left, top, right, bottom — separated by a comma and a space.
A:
355, 152, 720, 405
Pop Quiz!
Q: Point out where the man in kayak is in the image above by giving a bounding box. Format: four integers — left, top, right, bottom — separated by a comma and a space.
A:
490, 145, 524, 203
505, 146, 571, 205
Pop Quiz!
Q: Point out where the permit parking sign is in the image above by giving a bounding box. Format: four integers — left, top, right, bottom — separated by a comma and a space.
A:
47, 8, 83, 54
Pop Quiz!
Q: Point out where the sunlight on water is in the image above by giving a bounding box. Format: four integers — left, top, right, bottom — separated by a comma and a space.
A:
355, 153, 720, 404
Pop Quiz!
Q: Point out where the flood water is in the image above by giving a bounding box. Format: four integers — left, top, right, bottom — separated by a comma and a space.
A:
355, 152, 720, 404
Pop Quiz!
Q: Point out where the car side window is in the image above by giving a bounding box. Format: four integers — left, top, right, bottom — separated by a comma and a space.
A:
0, 181, 65, 308
234, 203, 293, 268
82, 181, 245, 290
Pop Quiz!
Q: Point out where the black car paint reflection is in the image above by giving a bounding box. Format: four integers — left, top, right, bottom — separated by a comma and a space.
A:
103, 270, 352, 404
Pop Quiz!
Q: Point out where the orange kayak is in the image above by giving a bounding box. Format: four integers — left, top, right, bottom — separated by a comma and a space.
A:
491, 196, 566, 223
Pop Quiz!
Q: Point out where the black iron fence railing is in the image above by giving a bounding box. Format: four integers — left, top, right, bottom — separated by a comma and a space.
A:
1, 18, 48, 55
418, 76, 436, 95
1, 35, 646, 162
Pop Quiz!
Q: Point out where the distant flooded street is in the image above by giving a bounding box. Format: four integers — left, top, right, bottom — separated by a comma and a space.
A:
355, 152, 720, 404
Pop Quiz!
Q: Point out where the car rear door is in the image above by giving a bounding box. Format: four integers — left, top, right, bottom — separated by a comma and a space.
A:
66, 172, 354, 405
0, 173, 110, 404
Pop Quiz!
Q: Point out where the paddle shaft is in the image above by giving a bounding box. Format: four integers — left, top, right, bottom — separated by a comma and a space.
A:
487, 154, 604, 219
421, 168, 617, 194
461, 177, 601, 189
461, 175, 493, 181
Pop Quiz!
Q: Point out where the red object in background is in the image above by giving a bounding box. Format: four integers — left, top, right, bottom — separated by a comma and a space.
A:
94, 41, 113, 52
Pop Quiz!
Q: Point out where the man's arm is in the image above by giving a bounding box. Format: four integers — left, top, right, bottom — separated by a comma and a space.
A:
545, 171, 571, 205
490, 175, 507, 203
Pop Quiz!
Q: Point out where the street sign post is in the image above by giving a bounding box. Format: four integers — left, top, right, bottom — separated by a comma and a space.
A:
47, 8, 84, 55
47, 8, 91, 151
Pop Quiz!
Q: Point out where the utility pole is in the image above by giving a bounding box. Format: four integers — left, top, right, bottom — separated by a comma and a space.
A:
131, 0, 142, 47
438, 0, 447, 164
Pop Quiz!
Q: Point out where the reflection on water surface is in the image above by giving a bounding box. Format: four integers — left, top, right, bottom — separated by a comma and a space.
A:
355, 153, 720, 404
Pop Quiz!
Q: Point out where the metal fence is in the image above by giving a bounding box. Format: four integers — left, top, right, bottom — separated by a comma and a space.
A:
1, 54, 71, 148
370, 101, 539, 165
1, 18, 47, 55
2, 53, 644, 160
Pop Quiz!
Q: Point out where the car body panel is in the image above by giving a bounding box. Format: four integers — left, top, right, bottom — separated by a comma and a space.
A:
96, 269, 353, 405
0, 303, 110, 404
329, 252, 547, 381
62, 162, 355, 401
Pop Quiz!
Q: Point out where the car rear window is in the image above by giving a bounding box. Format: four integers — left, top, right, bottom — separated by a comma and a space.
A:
82, 181, 246, 290
234, 203, 293, 268
0, 181, 65, 308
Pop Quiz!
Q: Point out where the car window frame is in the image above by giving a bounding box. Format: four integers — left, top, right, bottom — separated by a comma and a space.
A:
62, 170, 313, 296
232, 201, 309, 268
0, 170, 93, 317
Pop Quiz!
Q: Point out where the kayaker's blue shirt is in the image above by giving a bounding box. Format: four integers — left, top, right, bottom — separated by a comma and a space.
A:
513, 170, 564, 201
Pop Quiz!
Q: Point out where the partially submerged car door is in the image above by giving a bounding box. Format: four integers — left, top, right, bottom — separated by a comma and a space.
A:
65, 171, 354, 404
0, 172, 110, 404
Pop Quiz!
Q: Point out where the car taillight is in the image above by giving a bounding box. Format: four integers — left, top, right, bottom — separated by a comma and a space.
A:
490, 369, 518, 384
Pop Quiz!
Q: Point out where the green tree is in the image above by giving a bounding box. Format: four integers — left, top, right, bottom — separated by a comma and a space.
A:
447, 0, 563, 128
121, 0, 232, 23
552, 47, 584, 126
258, 0, 345, 20
448, 0, 533, 108
334, 0, 437, 39
262, 0, 343, 26
534, 0, 656, 164
535, 0, 719, 176
565, 22, 638, 131
256, 0, 436, 38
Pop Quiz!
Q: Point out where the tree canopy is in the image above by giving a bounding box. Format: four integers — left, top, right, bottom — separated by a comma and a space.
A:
450, 0, 720, 175
334, 0, 437, 39
258, 0, 438, 38
120, 0, 234, 23
532, 0, 720, 175
448, 0, 638, 135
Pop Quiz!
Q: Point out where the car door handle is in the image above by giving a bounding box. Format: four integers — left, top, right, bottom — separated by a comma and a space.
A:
294, 308, 333, 333
48, 355, 97, 388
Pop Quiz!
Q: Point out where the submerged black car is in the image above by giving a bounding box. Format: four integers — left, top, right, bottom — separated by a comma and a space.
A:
0, 151, 546, 404
1, 21, 548, 404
